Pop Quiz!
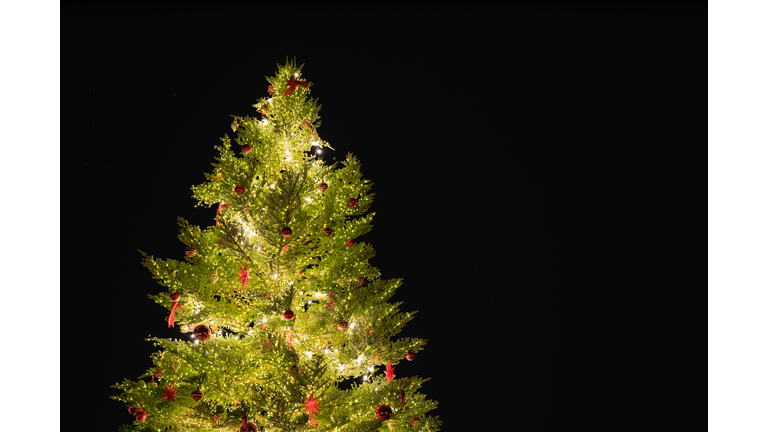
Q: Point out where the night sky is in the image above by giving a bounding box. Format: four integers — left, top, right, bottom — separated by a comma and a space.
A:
62, 4, 701, 430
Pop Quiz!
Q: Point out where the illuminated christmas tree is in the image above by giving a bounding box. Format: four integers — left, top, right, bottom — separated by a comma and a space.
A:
111, 60, 441, 432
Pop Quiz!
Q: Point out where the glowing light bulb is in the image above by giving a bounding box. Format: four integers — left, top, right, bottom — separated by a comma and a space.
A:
261, 119, 268, 125
317, 149, 322, 154
363, 375, 368, 381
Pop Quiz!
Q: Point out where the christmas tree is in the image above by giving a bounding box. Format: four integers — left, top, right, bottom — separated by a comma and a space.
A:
111, 60, 441, 432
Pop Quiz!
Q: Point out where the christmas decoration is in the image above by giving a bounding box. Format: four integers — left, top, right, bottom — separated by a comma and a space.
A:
359, 277, 368, 287
127, 406, 137, 415
370, 353, 381, 364
282, 227, 292, 237
238, 265, 251, 290
242, 144, 251, 154
191, 386, 203, 401
400, 390, 405, 404
301, 391, 322, 424
336, 320, 349, 331
385, 359, 396, 383
387, 419, 397, 430
324, 227, 333, 236
235, 186, 245, 194
410, 417, 420, 425
154, 369, 163, 379
160, 379, 178, 402
284, 75, 308, 95
346, 239, 355, 248
284, 310, 295, 320
168, 292, 182, 328
406, 350, 416, 361
171, 357, 181, 372
349, 197, 357, 207
185, 247, 196, 257
212, 172, 223, 182
299, 270, 306, 279
135, 409, 147, 422
240, 416, 258, 432
193, 324, 211, 342
317, 181, 328, 192
375, 404, 393, 421
148, 376, 157, 387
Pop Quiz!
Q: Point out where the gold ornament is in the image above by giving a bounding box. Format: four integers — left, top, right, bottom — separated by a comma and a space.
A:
317, 181, 328, 192
370, 353, 381, 364
211, 270, 219, 284
387, 419, 396, 430
212, 172, 223, 182
231, 119, 238, 132
336, 320, 349, 331
171, 357, 181, 372
311, 128, 319, 141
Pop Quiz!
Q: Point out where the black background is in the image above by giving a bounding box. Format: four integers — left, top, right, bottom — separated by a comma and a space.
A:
67, 3, 701, 430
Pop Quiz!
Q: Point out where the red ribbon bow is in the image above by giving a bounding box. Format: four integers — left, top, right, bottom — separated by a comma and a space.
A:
167, 301, 183, 328
284, 75, 308, 95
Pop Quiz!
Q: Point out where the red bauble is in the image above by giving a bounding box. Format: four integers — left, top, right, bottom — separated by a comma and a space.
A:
358, 277, 368, 287
284, 310, 295, 320
170, 291, 181, 302
324, 227, 333, 236
135, 409, 147, 422
299, 270, 306, 279
191, 386, 203, 401
281, 227, 292, 237
336, 320, 349, 331
235, 186, 245, 194
239, 422, 258, 432
349, 197, 357, 207
193, 325, 211, 342
242, 145, 251, 154
154, 369, 163, 379
346, 239, 355, 248
406, 350, 416, 361
375, 404, 393, 420
127, 406, 137, 415
410, 417, 420, 425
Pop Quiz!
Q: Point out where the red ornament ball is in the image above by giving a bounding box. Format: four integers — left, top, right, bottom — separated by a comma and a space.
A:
336, 320, 349, 331
135, 409, 147, 422
235, 186, 245, 194
406, 350, 416, 361
191, 386, 203, 402
375, 404, 393, 420
242, 144, 251, 154
410, 417, 420, 425
127, 406, 137, 415
281, 227, 292, 237
284, 310, 295, 320
346, 239, 355, 248
358, 277, 368, 287
299, 270, 306, 279
170, 291, 181, 302
240, 422, 258, 432
193, 325, 211, 342
324, 227, 333, 236
154, 369, 163, 379
349, 197, 357, 207
317, 181, 328, 192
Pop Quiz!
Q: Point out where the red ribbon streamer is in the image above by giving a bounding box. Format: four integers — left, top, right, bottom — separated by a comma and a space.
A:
167, 302, 183, 328
284, 76, 308, 95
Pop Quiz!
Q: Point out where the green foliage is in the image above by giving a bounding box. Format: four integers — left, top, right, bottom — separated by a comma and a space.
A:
112, 60, 439, 431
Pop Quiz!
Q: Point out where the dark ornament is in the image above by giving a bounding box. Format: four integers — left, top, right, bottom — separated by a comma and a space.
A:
375, 404, 393, 420
194, 325, 211, 342
191, 386, 203, 402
